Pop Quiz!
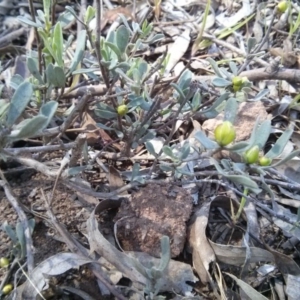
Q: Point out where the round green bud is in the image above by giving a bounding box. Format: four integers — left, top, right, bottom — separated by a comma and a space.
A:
117, 104, 128, 116
2, 284, 13, 295
244, 145, 259, 164
232, 76, 243, 86
277, 1, 288, 13
214, 121, 236, 147
259, 156, 272, 166
0, 257, 9, 268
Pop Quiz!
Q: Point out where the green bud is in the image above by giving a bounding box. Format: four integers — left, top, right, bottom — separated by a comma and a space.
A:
0, 257, 9, 268
259, 156, 272, 166
214, 121, 236, 147
244, 145, 259, 164
232, 76, 243, 86
2, 284, 13, 295
277, 1, 288, 13
117, 104, 128, 116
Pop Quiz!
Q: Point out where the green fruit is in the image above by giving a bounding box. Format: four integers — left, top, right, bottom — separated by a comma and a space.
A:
244, 145, 259, 164
0, 257, 9, 268
2, 284, 13, 295
117, 104, 128, 116
259, 156, 272, 166
214, 121, 236, 147
277, 1, 288, 13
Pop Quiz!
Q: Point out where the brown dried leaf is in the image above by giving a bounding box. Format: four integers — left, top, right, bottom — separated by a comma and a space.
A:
188, 201, 215, 283
81, 111, 121, 149
209, 241, 274, 265
269, 45, 298, 68
101, 7, 133, 30
22, 253, 92, 299
108, 165, 127, 193
87, 204, 148, 285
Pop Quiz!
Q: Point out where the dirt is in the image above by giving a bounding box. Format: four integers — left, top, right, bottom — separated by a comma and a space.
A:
0, 170, 101, 299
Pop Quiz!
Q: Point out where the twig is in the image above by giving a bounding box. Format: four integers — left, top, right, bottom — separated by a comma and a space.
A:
4, 142, 75, 155
0, 28, 28, 48
94, 0, 110, 88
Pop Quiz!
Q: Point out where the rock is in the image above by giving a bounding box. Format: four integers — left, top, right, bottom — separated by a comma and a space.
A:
114, 183, 193, 258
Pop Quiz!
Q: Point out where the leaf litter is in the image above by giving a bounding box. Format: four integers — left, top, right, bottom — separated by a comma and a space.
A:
1, 0, 300, 299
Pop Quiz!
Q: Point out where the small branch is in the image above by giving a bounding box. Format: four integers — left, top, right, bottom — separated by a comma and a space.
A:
94, 0, 110, 88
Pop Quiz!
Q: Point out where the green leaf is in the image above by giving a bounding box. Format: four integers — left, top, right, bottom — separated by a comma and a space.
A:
162, 146, 177, 160
180, 143, 191, 160
69, 30, 86, 74
43, 0, 51, 18
131, 163, 141, 181
105, 41, 122, 61
177, 69, 192, 90
138, 61, 148, 82
265, 126, 294, 159
57, 11, 75, 28
116, 25, 129, 54
171, 83, 186, 102
207, 57, 223, 77
14, 115, 48, 139
84, 6, 95, 24
254, 89, 269, 101
7, 82, 33, 127
52, 22, 64, 67
95, 103, 117, 119
226, 141, 249, 152
254, 120, 271, 149
229, 61, 238, 76
155, 236, 170, 273
225, 174, 261, 193
194, 131, 219, 150
212, 77, 231, 87
145, 141, 157, 157
38, 29, 56, 61
46, 64, 66, 88
267, 150, 300, 168
224, 97, 237, 124
247, 37, 257, 54
202, 92, 230, 119
192, 92, 201, 110
39, 101, 58, 127
27, 57, 44, 84
17, 16, 42, 28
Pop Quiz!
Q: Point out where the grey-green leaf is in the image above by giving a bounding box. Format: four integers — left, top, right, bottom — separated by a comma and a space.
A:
145, 141, 157, 157
224, 174, 261, 193
207, 57, 223, 77
15, 115, 49, 139
116, 25, 129, 54
39, 101, 58, 127
212, 77, 231, 87
247, 37, 257, 54
224, 97, 237, 124
27, 57, 44, 84
162, 146, 177, 159
194, 131, 219, 150
7, 81, 33, 127
254, 120, 271, 149
265, 126, 294, 159
69, 30, 86, 74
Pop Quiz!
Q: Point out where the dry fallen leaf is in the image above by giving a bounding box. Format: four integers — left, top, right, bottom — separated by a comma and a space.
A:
188, 201, 216, 283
